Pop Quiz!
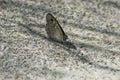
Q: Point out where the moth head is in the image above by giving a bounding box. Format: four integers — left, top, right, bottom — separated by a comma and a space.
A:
46, 13, 56, 24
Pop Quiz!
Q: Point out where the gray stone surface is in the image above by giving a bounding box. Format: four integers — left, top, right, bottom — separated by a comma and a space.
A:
0, 0, 120, 80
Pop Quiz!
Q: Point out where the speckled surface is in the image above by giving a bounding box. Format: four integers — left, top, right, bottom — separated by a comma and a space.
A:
0, 0, 120, 80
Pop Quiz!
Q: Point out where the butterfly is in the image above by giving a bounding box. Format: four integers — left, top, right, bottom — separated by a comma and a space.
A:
45, 13, 68, 42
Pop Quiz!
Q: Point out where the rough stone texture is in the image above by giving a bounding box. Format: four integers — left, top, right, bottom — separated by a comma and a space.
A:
0, 0, 120, 80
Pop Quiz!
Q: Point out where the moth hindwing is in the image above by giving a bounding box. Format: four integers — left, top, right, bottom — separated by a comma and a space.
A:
45, 13, 68, 42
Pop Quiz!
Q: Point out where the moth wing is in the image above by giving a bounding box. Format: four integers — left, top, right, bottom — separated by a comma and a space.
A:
46, 13, 68, 41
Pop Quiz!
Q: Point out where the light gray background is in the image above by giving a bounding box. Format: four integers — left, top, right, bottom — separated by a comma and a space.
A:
0, 0, 120, 80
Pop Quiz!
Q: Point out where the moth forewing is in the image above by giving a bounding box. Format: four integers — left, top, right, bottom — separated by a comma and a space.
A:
45, 13, 68, 42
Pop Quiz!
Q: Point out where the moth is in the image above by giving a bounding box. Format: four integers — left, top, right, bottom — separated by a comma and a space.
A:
45, 13, 68, 42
